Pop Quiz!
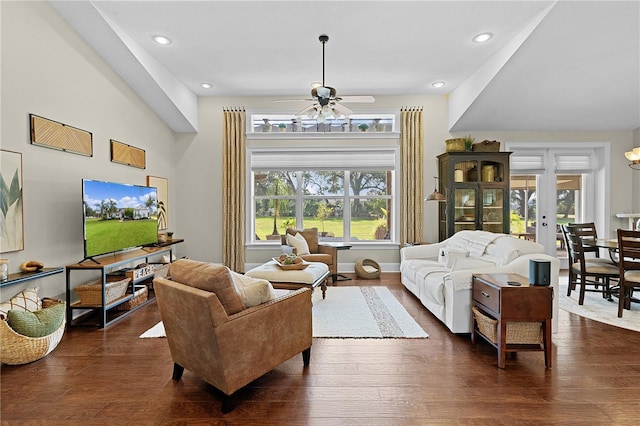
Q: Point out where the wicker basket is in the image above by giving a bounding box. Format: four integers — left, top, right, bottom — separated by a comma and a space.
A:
472, 140, 500, 152
445, 138, 466, 152
472, 307, 542, 345
114, 286, 148, 311
354, 258, 381, 279
153, 263, 170, 279
74, 277, 130, 306
0, 308, 66, 365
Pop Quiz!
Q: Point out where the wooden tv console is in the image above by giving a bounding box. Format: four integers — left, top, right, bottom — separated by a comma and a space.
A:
65, 239, 183, 328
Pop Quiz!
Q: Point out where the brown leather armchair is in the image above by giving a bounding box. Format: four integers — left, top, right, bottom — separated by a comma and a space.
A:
154, 260, 312, 412
281, 227, 338, 282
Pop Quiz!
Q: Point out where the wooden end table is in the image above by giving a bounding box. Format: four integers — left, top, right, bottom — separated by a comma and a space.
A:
471, 273, 553, 369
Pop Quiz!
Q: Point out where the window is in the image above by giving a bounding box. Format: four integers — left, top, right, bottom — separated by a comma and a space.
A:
249, 148, 398, 244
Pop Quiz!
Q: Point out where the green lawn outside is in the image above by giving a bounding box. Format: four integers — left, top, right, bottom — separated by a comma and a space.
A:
255, 217, 383, 241
85, 218, 157, 256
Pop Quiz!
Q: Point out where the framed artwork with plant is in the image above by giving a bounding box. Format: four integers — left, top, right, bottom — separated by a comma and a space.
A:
147, 175, 168, 230
1, 149, 24, 252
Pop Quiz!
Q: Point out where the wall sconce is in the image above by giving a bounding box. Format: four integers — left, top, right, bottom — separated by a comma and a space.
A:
425, 176, 446, 201
625, 147, 640, 170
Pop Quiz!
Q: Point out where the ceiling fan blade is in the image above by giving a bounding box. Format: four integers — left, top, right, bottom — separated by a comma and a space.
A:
338, 95, 376, 103
295, 104, 317, 117
273, 98, 314, 103
332, 102, 353, 117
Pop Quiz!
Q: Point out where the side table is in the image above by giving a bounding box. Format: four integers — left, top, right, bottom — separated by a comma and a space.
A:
321, 242, 352, 282
471, 273, 553, 369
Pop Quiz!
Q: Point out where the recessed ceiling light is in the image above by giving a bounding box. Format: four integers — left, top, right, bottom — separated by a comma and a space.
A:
431, 81, 446, 88
200, 83, 212, 89
473, 33, 493, 43
152, 35, 172, 45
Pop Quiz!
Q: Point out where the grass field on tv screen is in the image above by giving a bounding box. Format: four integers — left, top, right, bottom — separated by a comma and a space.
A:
85, 218, 157, 257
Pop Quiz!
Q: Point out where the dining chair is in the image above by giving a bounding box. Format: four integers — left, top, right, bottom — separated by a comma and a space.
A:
616, 229, 640, 317
564, 224, 619, 305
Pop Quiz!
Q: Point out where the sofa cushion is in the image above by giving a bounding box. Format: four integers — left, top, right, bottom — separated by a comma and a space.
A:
449, 256, 495, 271
169, 259, 245, 315
0, 287, 41, 320
230, 271, 276, 308
287, 232, 311, 255
438, 248, 469, 268
287, 228, 318, 253
6, 302, 66, 338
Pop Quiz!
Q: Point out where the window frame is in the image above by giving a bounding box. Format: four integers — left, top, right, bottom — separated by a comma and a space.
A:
246, 145, 400, 247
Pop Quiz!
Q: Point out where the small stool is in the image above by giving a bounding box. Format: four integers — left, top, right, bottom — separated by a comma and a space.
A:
354, 258, 381, 279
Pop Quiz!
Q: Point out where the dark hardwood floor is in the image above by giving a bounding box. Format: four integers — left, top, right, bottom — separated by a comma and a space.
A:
2, 273, 640, 425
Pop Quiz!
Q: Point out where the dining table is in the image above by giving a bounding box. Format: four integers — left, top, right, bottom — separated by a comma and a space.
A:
581, 237, 619, 263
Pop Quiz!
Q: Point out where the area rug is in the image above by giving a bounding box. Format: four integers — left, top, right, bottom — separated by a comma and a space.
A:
559, 277, 640, 332
140, 286, 428, 339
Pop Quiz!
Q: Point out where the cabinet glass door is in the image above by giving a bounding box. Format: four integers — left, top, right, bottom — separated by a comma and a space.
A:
453, 187, 476, 233
481, 188, 504, 233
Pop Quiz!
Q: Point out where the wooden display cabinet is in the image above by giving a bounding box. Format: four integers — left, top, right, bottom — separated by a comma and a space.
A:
436, 151, 511, 241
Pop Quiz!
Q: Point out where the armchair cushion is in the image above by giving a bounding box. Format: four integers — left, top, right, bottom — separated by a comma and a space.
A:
230, 271, 276, 307
169, 259, 245, 315
286, 228, 318, 253
286, 232, 311, 255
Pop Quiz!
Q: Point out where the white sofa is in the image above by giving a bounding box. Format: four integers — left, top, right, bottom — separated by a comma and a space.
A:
400, 230, 560, 334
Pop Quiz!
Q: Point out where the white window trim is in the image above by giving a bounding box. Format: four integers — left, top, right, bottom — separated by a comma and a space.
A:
246, 145, 401, 247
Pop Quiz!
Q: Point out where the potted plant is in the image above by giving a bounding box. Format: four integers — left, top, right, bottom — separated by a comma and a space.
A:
358, 123, 369, 132
463, 134, 475, 151
278, 123, 287, 132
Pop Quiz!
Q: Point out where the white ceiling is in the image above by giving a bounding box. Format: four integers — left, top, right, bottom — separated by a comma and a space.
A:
50, 1, 639, 134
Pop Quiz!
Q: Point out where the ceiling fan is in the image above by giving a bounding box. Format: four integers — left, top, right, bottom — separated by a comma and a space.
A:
274, 35, 375, 121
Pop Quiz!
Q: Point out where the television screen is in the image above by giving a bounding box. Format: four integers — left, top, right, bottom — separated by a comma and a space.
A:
82, 179, 158, 260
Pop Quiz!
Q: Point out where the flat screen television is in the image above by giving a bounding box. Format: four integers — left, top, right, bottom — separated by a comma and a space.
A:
82, 179, 158, 262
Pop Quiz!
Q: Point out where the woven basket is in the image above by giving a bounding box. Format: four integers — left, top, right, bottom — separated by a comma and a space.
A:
74, 277, 130, 306
0, 311, 65, 365
153, 263, 170, 279
472, 140, 500, 152
354, 258, 381, 279
472, 307, 542, 345
445, 138, 466, 152
114, 286, 148, 311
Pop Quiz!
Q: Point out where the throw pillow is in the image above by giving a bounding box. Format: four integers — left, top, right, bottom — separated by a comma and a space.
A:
0, 287, 41, 320
6, 302, 66, 338
287, 232, 311, 255
287, 228, 319, 253
229, 271, 276, 308
168, 259, 245, 315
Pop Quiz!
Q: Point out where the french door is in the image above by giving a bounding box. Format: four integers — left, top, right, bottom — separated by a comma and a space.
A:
508, 145, 608, 267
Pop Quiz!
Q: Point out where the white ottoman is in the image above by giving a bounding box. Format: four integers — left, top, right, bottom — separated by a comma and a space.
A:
246, 261, 330, 299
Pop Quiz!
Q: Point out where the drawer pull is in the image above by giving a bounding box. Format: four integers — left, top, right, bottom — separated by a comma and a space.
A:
481, 291, 490, 298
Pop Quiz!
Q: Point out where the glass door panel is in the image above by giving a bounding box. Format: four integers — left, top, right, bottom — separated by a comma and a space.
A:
482, 188, 503, 233
453, 187, 476, 234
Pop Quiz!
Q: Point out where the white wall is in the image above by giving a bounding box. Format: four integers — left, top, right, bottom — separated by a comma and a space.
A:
1, 1, 177, 300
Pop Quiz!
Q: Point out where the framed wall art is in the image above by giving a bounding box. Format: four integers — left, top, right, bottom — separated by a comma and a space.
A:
0, 149, 24, 252
147, 175, 168, 230
111, 140, 146, 169
29, 114, 93, 157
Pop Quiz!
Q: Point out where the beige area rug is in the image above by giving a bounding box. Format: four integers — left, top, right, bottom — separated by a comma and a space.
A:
140, 286, 428, 339
559, 277, 640, 332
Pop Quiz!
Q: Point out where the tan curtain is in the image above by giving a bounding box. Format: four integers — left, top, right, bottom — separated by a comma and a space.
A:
222, 108, 246, 272
400, 107, 424, 246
